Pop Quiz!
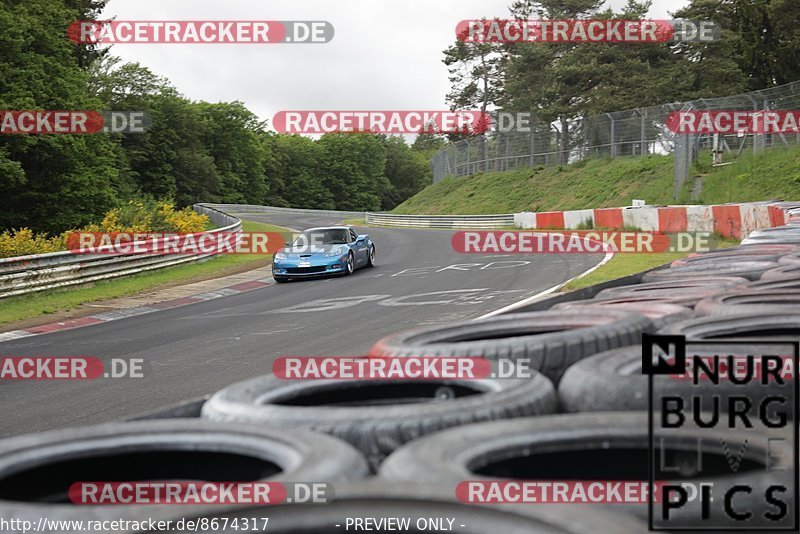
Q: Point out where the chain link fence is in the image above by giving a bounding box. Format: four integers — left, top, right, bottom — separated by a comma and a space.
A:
431, 80, 800, 199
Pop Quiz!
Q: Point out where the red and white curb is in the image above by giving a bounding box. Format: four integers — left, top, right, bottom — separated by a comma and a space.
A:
513, 201, 796, 239
0, 277, 274, 343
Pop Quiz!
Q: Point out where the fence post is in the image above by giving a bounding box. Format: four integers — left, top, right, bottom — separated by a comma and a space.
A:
529, 122, 535, 167
640, 108, 647, 155
464, 139, 471, 176
607, 113, 616, 157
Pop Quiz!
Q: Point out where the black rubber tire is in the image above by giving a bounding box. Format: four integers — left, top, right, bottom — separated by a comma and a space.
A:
778, 251, 800, 264
694, 289, 800, 316
747, 277, 800, 291
761, 263, 800, 280
641, 260, 779, 282
691, 243, 799, 256
273, 276, 289, 283
551, 299, 693, 330
671, 251, 788, 267
558, 344, 793, 413
0, 419, 368, 531
379, 412, 794, 528
659, 311, 800, 341
202, 372, 557, 467
366, 244, 375, 267
158, 481, 649, 533
671, 244, 798, 267
367, 309, 652, 383
593, 277, 749, 307
742, 228, 800, 245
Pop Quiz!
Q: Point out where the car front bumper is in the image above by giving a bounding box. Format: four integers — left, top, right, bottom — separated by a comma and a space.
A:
272, 255, 349, 278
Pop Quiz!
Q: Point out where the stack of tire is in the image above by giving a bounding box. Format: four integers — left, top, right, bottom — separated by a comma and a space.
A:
3, 204, 800, 532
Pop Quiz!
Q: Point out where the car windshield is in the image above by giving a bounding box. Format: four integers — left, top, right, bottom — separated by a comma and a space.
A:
293, 229, 350, 246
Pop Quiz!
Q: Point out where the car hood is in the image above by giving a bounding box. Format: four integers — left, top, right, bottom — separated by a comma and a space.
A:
279, 245, 345, 256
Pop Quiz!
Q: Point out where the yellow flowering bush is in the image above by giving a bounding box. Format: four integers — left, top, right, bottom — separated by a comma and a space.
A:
0, 200, 210, 258
0, 228, 66, 257
158, 202, 209, 233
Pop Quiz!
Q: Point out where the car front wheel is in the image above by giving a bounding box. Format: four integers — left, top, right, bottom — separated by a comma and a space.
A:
345, 252, 354, 275
367, 245, 375, 267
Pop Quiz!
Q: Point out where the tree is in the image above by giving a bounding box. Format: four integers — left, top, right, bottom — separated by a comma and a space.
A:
0, 0, 121, 232
265, 134, 333, 209
197, 101, 268, 204
674, 0, 800, 91
317, 134, 388, 211
381, 137, 430, 209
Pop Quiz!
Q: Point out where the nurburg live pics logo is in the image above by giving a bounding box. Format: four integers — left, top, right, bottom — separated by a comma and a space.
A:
642, 333, 799, 530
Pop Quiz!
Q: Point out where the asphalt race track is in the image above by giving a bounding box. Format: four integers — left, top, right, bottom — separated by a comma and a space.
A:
0, 207, 604, 437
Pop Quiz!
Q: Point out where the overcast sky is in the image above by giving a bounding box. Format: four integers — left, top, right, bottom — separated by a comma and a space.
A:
101, 0, 689, 130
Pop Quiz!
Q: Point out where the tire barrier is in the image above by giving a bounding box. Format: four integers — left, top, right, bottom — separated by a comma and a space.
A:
761, 263, 800, 280
157, 481, 649, 534
659, 311, 800, 341
201, 373, 557, 468
558, 344, 794, 413
670, 245, 798, 267
694, 289, 800, 316
367, 310, 652, 383
777, 250, 800, 264
747, 276, 800, 291
742, 226, 800, 244
0, 420, 368, 531
551, 299, 692, 330
641, 260, 780, 282
379, 412, 794, 528
592, 277, 750, 307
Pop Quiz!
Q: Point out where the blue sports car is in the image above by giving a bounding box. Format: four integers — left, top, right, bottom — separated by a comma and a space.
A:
272, 226, 375, 282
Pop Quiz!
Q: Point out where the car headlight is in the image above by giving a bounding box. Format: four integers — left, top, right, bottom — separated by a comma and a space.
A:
274, 252, 287, 260
324, 246, 343, 257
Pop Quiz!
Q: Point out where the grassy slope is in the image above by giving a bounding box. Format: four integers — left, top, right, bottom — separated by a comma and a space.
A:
394, 145, 800, 215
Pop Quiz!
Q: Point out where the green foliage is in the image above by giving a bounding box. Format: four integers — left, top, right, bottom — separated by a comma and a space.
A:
445, 0, 798, 152
0, 0, 122, 233
0, 2, 430, 235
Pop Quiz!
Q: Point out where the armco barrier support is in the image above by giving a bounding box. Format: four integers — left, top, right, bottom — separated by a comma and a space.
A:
0, 204, 241, 299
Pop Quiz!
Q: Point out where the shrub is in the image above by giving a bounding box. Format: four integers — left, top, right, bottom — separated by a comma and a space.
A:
0, 228, 66, 257
0, 200, 210, 258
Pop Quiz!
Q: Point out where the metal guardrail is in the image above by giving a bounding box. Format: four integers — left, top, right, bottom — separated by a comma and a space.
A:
0, 204, 241, 299
203, 203, 367, 218
365, 212, 514, 229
